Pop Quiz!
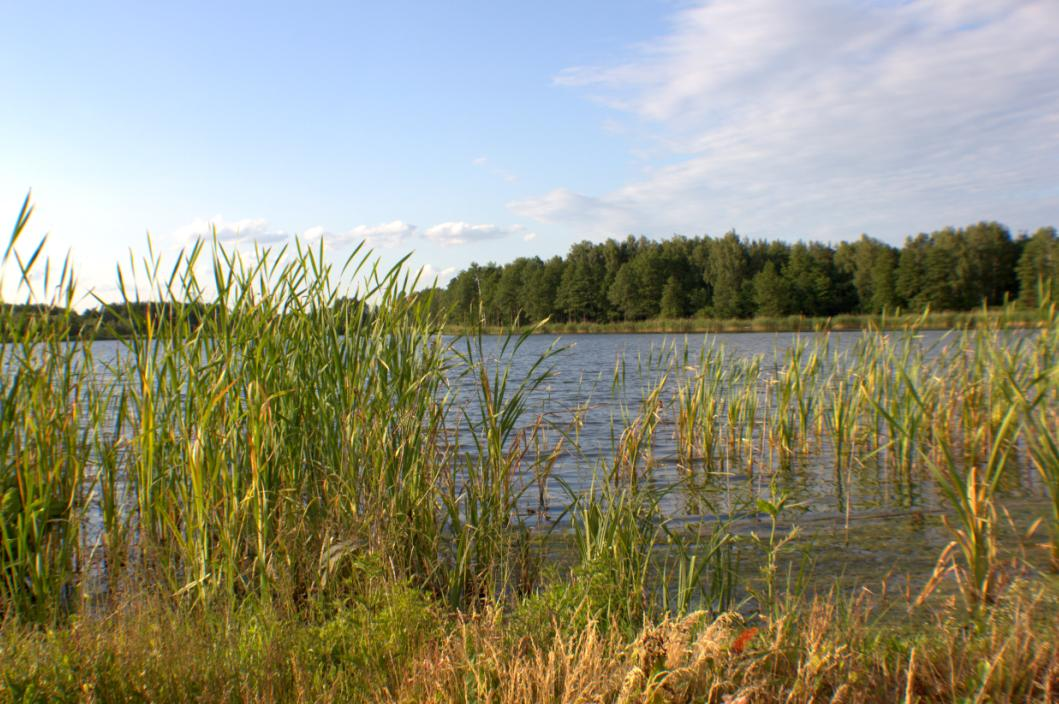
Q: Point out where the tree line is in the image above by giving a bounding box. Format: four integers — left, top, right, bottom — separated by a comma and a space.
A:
433, 223, 1059, 325
3, 222, 1057, 336
0, 300, 373, 339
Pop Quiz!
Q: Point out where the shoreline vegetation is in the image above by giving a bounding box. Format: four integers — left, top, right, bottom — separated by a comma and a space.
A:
2, 195, 1059, 703
2, 298, 1051, 343
444, 307, 1049, 336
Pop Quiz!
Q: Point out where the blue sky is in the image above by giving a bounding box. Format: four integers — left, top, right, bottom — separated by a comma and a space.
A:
3, 0, 1058, 300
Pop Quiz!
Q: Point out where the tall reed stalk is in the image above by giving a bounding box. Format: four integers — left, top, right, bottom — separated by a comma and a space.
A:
886, 364, 1023, 618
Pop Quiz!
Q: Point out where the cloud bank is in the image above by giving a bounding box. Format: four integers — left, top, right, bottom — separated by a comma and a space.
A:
514, 0, 1059, 242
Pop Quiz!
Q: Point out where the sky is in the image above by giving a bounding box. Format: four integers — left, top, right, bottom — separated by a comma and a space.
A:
2, 0, 1058, 301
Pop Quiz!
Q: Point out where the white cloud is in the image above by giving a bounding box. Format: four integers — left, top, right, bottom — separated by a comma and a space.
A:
170, 216, 290, 247
416, 263, 457, 286
169, 217, 419, 252
530, 0, 1059, 242
423, 221, 534, 246
316, 221, 418, 249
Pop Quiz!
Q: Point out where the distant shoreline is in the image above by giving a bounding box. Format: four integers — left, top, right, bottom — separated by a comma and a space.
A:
442, 308, 1047, 336
3, 307, 1045, 342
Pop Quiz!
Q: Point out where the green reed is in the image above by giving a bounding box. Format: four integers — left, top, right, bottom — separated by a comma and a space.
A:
0, 195, 99, 621
570, 479, 735, 626
1020, 402, 1059, 571
878, 354, 1023, 618
0, 195, 472, 617
675, 344, 725, 470
444, 323, 562, 607
993, 315, 1059, 571
775, 339, 821, 455
105, 238, 455, 604
613, 371, 668, 491
824, 370, 863, 530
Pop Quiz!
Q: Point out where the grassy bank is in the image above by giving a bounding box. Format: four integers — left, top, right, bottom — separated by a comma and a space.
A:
3, 195, 1059, 702
444, 307, 1046, 336
3, 580, 1057, 702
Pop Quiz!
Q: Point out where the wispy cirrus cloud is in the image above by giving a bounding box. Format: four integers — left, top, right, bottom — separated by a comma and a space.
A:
509, 188, 637, 238
515, 0, 1059, 242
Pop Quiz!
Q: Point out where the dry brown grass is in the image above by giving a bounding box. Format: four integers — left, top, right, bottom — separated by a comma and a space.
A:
381, 587, 1058, 704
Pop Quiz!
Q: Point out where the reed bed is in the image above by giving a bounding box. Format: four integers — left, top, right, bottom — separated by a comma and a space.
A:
3, 195, 1059, 702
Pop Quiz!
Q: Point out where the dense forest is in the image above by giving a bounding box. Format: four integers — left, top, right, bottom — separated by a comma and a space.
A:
433, 223, 1059, 325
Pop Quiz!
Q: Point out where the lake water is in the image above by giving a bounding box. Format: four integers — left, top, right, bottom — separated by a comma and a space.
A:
443, 329, 1052, 582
